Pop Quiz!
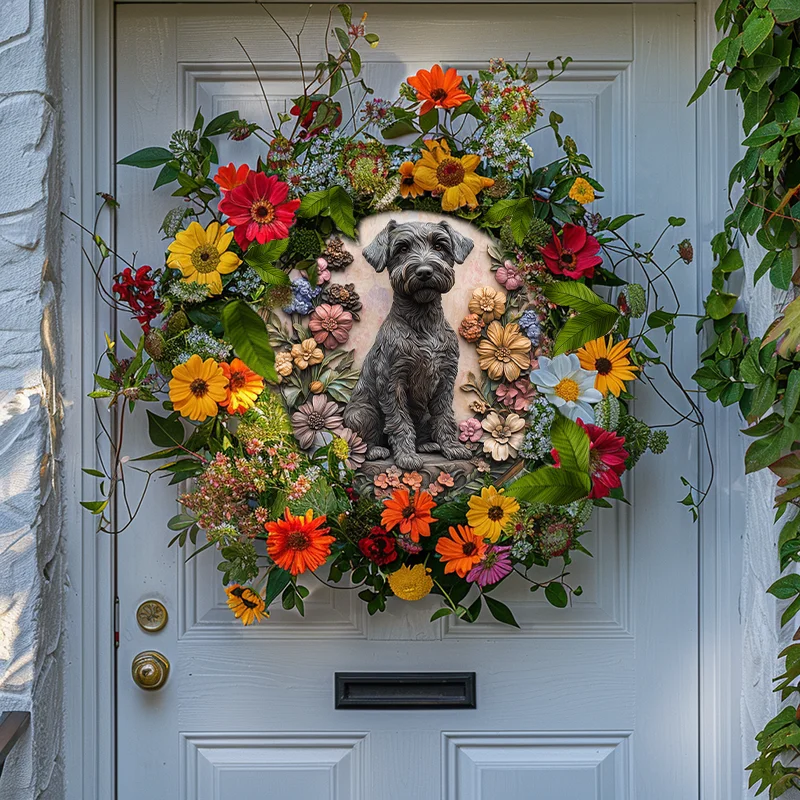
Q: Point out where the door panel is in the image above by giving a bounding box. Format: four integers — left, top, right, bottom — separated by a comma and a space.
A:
115, 5, 697, 798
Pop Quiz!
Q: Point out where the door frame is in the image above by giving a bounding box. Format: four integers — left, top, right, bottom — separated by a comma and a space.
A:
60, 2, 744, 798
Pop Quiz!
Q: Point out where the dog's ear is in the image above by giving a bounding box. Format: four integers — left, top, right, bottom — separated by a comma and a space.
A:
362, 220, 397, 273
438, 221, 474, 264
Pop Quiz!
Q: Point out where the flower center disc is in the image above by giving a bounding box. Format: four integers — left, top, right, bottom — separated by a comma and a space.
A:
487, 505, 505, 521
595, 357, 613, 375
462, 541, 477, 555
436, 158, 465, 187
251, 200, 275, 224
430, 88, 448, 102
554, 377, 580, 402
229, 372, 246, 390
287, 532, 310, 551
189, 378, 209, 397
308, 411, 325, 429
559, 250, 577, 268
191, 244, 221, 273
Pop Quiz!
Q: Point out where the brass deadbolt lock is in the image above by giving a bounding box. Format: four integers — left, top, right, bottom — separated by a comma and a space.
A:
131, 650, 170, 690
136, 599, 168, 632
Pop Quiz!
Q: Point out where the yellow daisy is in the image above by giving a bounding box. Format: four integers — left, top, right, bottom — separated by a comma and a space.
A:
576, 336, 639, 397
569, 177, 595, 205
413, 139, 494, 211
466, 486, 520, 542
166, 220, 241, 295
169, 354, 228, 421
225, 584, 267, 625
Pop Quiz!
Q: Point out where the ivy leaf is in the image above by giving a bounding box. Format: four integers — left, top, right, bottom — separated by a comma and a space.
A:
742, 9, 776, 57
221, 299, 278, 382
118, 146, 174, 169
763, 296, 800, 357
771, 0, 800, 22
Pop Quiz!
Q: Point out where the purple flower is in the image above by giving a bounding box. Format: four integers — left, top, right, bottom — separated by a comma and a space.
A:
290, 394, 344, 450
466, 545, 513, 587
459, 417, 483, 444
496, 260, 524, 290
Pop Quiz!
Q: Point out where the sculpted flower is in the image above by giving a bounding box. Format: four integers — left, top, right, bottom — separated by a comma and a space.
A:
335, 427, 367, 470
407, 65, 471, 115
167, 221, 242, 295
398, 160, 425, 199
219, 358, 264, 414
576, 336, 639, 397
225, 585, 267, 625
568, 177, 595, 204
274, 351, 294, 379
529, 353, 602, 423
309, 303, 354, 349
387, 563, 433, 601
265, 508, 334, 575
218, 172, 301, 250
476, 322, 532, 382
495, 260, 524, 290
576, 419, 629, 500
495, 378, 536, 411
291, 338, 324, 370
480, 411, 526, 461
539, 223, 602, 280
466, 486, 519, 542
322, 283, 362, 319
436, 525, 487, 578
413, 139, 494, 211
169, 354, 228, 421
469, 286, 507, 324
213, 162, 250, 194
459, 418, 483, 444
291, 394, 344, 449
458, 313, 485, 343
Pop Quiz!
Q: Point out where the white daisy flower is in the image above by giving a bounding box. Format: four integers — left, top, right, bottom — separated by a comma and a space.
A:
529, 353, 602, 423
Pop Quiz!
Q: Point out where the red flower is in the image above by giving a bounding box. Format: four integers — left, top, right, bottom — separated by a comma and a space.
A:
576, 420, 629, 499
539, 224, 602, 280
290, 97, 343, 140
218, 172, 301, 250
358, 526, 398, 566
112, 265, 163, 332
213, 163, 250, 194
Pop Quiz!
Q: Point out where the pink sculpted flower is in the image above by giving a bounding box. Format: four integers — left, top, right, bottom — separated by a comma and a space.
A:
437, 472, 455, 487
427, 482, 442, 497
308, 303, 354, 349
496, 379, 536, 411
459, 418, 483, 443
496, 260, 524, 290
312, 257, 331, 285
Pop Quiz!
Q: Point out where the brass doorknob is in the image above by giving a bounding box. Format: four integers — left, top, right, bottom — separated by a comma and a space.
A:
131, 650, 170, 690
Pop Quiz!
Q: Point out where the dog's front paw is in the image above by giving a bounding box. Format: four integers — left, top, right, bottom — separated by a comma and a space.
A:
439, 444, 473, 460
366, 446, 391, 461
394, 452, 424, 471
418, 442, 441, 453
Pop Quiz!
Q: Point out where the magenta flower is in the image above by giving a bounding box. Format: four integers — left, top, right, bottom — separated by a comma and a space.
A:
466, 545, 513, 587
308, 303, 354, 349
496, 260, 524, 290
459, 417, 483, 444
496, 379, 536, 411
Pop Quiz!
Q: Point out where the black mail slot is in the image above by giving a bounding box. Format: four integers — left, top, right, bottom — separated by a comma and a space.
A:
335, 672, 476, 709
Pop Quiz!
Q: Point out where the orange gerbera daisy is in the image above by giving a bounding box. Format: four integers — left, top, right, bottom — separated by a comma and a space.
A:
219, 358, 264, 414
398, 160, 425, 199
435, 525, 487, 578
408, 65, 471, 115
265, 508, 334, 576
381, 489, 436, 542
214, 162, 250, 193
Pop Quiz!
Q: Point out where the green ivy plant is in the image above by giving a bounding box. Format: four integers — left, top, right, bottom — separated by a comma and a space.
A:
691, 0, 800, 794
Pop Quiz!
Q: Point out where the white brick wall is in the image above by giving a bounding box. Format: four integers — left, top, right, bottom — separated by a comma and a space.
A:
0, 0, 64, 796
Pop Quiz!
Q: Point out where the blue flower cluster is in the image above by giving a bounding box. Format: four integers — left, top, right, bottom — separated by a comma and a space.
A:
226, 266, 261, 297
519, 398, 556, 463
284, 277, 321, 316
518, 310, 542, 346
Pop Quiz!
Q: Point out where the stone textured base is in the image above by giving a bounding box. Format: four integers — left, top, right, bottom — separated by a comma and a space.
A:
354, 453, 477, 494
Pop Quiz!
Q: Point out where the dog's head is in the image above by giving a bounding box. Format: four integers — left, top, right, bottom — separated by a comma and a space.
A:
362, 220, 474, 304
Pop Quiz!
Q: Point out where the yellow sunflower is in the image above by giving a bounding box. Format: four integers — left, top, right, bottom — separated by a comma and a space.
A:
225, 584, 267, 625
576, 336, 639, 397
569, 177, 595, 205
466, 486, 519, 542
169, 354, 228, 421
167, 221, 242, 295
398, 160, 425, 199
387, 564, 434, 601
413, 139, 494, 211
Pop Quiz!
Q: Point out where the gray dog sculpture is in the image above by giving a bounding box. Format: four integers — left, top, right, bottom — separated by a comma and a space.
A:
343, 219, 475, 472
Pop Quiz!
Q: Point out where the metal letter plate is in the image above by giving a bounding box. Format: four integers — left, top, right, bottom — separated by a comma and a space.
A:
335, 672, 476, 709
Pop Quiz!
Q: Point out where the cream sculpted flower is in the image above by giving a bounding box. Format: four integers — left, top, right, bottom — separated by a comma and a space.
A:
480, 411, 526, 461
529, 353, 602, 423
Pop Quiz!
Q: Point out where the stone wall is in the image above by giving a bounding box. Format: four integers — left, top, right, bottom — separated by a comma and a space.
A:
0, 0, 64, 797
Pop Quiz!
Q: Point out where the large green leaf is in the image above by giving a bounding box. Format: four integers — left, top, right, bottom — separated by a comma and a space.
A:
245, 239, 291, 285
146, 410, 185, 448
327, 186, 356, 238
510, 198, 535, 246
297, 190, 330, 218
553, 307, 620, 355
542, 281, 609, 313
484, 198, 520, 225
221, 299, 278, 382
118, 146, 174, 169
771, 0, 800, 23
507, 465, 591, 505
762, 295, 800, 357
549, 415, 590, 473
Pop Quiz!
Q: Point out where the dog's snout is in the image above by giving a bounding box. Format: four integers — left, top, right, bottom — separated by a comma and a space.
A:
415, 265, 434, 282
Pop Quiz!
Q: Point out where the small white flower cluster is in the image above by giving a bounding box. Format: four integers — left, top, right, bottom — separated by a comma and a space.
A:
477, 131, 535, 180
177, 326, 232, 364
167, 279, 211, 305
226, 266, 261, 297
294, 135, 349, 193
519, 398, 556, 462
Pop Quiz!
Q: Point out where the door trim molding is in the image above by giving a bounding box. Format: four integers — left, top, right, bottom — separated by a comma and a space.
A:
61, 2, 742, 798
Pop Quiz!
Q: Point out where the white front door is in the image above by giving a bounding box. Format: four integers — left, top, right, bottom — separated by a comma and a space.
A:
114, 4, 699, 798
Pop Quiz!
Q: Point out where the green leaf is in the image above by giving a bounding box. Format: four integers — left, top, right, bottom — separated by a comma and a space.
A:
80, 499, 108, 515
769, 573, 800, 599
742, 120, 783, 147
688, 67, 717, 105
771, 0, 800, 22
507, 465, 591, 505
297, 189, 330, 218
785, 370, 800, 417
742, 10, 775, 56
648, 310, 677, 329
245, 238, 289, 268
542, 281, 607, 312
544, 583, 569, 608
605, 214, 640, 231
381, 119, 418, 139
327, 185, 356, 238
719, 248, 744, 273
264, 568, 293, 607
770, 248, 794, 290
334, 26, 350, 51
203, 110, 240, 137
337, 3, 352, 25
484, 198, 520, 225
763, 296, 800, 357
549, 415, 590, 473
250, 263, 291, 286
82, 468, 106, 478
483, 595, 520, 628
146, 410, 185, 448
118, 146, 174, 169
706, 290, 739, 320
419, 108, 438, 133
553, 307, 620, 355
221, 299, 278, 382
510, 198, 535, 246
153, 162, 180, 190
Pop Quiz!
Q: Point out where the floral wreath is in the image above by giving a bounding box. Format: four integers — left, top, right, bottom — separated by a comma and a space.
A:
80, 6, 702, 627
